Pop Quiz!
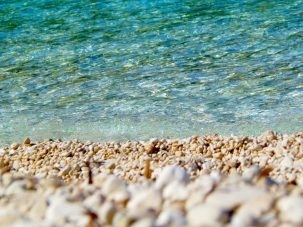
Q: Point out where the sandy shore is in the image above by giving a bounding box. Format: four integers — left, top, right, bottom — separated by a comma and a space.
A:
1, 131, 303, 226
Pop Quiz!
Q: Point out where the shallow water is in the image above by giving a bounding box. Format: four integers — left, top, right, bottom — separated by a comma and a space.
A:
1, 0, 303, 145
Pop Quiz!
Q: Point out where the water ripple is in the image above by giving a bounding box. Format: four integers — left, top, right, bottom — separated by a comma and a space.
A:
0, 0, 303, 144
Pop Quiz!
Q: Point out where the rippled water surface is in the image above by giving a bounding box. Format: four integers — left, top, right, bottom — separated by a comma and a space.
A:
1, 0, 303, 144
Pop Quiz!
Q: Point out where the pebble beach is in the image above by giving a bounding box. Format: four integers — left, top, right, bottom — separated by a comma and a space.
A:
1, 131, 303, 226
2, 0, 303, 226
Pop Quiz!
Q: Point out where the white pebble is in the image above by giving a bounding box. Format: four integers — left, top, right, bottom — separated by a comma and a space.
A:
156, 208, 186, 227
187, 204, 228, 226
155, 166, 189, 189
163, 181, 188, 201
127, 188, 162, 218
280, 156, 294, 170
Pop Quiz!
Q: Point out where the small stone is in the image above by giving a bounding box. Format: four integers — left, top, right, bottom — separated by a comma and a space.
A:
45, 196, 88, 226
0, 148, 6, 155
59, 166, 71, 176
105, 159, 116, 170
231, 195, 274, 226
186, 175, 215, 209
261, 130, 277, 141
98, 202, 116, 225
112, 212, 131, 227
1, 173, 13, 186
107, 162, 116, 170
102, 176, 129, 203
280, 156, 293, 170
163, 181, 188, 201
242, 166, 260, 181
206, 185, 267, 210
23, 138, 31, 146
175, 150, 183, 157
93, 145, 101, 153
9, 149, 16, 155
93, 174, 107, 186
40, 177, 63, 188
156, 208, 186, 227
5, 181, 26, 195
28, 196, 48, 220
83, 193, 105, 213
10, 143, 19, 150
127, 188, 162, 218
155, 166, 190, 190
102, 176, 126, 194
25, 177, 37, 190
145, 143, 159, 154
187, 204, 228, 226
12, 160, 21, 170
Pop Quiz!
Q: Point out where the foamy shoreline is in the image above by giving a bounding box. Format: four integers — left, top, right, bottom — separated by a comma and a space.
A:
1, 131, 303, 226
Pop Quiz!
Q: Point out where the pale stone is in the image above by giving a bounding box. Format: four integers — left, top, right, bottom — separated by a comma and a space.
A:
156, 208, 186, 227
206, 185, 267, 210
59, 166, 71, 176
45, 196, 88, 226
187, 204, 228, 226
10, 143, 19, 150
102, 176, 126, 195
105, 159, 116, 170
131, 218, 154, 227
83, 192, 105, 213
93, 174, 107, 186
12, 160, 21, 170
127, 188, 162, 218
258, 155, 269, 168
242, 166, 260, 181
155, 166, 189, 189
127, 183, 150, 198
40, 177, 63, 188
102, 176, 129, 202
186, 192, 205, 211
0, 148, 6, 155
1, 172, 13, 186
210, 171, 222, 183
231, 195, 274, 227
277, 196, 303, 224
112, 212, 131, 227
98, 202, 116, 225
296, 176, 303, 188
9, 149, 17, 155
280, 156, 294, 170
163, 181, 188, 201
0, 210, 22, 226
5, 181, 26, 195
28, 195, 48, 220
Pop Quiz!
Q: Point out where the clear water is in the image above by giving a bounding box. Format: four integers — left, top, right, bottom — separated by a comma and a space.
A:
1, 0, 303, 145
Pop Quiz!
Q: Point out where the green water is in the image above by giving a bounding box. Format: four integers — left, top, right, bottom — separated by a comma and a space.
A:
0, 0, 303, 144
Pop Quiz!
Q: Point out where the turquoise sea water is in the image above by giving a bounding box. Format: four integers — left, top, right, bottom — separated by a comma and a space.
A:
0, 0, 303, 145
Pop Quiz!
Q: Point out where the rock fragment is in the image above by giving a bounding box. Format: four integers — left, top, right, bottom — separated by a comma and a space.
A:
155, 165, 189, 189
23, 138, 31, 146
187, 204, 229, 226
